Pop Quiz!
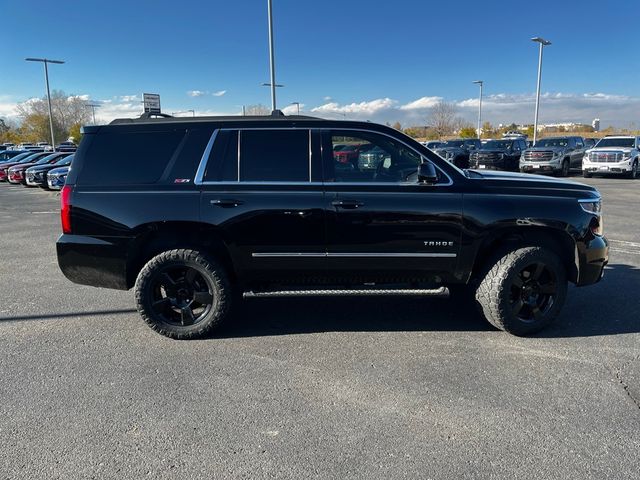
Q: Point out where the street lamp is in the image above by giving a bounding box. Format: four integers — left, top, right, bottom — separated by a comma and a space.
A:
531, 37, 551, 145
472, 80, 483, 139
25, 57, 65, 147
290, 101, 300, 115
266, 0, 278, 112
85, 103, 101, 125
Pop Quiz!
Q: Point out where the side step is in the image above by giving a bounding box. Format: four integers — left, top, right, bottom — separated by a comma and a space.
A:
243, 287, 447, 299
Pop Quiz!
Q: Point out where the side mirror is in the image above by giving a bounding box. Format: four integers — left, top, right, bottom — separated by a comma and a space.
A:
418, 162, 438, 185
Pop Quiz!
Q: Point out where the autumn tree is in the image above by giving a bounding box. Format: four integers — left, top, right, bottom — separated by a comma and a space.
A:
428, 101, 457, 138
15, 90, 92, 143
244, 104, 271, 115
392, 121, 402, 131
459, 127, 478, 138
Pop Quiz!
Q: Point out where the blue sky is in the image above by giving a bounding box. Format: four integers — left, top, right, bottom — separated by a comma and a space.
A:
1, 0, 638, 127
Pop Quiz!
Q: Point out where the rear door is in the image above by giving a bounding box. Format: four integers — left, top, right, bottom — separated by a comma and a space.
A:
320, 128, 463, 284
570, 137, 585, 169
198, 128, 326, 282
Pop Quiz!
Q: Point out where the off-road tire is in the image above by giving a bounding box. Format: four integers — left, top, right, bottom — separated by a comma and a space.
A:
134, 249, 231, 339
475, 246, 567, 336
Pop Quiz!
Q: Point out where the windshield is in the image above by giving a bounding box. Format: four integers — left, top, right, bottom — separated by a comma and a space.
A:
55, 154, 73, 166
595, 138, 635, 148
35, 153, 62, 165
443, 140, 465, 147
19, 154, 45, 164
3, 152, 31, 163
536, 138, 569, 147
482, 140, 512, 149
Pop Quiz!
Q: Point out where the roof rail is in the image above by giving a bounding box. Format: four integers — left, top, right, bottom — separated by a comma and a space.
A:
138, 112, 174, 119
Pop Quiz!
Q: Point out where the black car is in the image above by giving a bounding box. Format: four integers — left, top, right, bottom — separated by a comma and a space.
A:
433, 138, 481, 169
469, 138, 527, 172
0, 150, 27, 162
57, 114, 608, 340
25, 153, 73, 188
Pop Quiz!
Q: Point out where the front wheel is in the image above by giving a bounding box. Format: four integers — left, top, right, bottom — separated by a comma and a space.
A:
583, 170, 592, 178
627, 160, 638, 179
134, 249, 232, 339
560, 159, 570, 177
475, 247, 567, 336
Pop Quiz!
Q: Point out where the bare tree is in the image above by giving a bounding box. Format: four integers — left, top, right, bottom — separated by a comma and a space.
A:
244, 104, 271, 116
428, 101, 457, 138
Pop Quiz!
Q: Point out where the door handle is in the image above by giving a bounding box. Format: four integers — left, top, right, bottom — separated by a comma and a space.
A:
210, 199, 243, 208
332, 199, 364, 209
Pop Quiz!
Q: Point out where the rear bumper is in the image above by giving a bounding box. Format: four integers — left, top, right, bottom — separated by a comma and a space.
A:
57, 234, 131, 290
576, 235, 608, 286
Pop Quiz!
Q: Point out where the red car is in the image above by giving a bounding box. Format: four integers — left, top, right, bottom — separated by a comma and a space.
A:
0, 151, 47, 182
333, 143, 375, 166
7, 152, 71, 185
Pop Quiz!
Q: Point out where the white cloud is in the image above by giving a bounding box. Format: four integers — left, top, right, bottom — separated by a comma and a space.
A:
399, 96, 443, 111
311, 98, 396, 117
120, 95, 139, 102
323, 96, 332, 101
212, 90, 226, 97
187, 90, 206, 97
281, 103, 305, 115
67, 94, 90, 102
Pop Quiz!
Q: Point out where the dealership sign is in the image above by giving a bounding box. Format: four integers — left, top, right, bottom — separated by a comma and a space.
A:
143, 93, 161, 114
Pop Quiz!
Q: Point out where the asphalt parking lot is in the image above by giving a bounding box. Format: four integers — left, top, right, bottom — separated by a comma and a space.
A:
1, 176, 639, 479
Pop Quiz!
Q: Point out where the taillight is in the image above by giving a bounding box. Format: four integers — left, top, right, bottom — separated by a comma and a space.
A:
60, 185, 72, 234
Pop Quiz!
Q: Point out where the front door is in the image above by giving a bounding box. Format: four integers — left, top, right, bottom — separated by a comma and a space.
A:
321, 129, 463, 284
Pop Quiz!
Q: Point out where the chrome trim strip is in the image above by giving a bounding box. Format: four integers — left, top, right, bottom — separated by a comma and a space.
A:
244, 287, 448, 298
252, 252, 457, 258
194, 129, 219, 185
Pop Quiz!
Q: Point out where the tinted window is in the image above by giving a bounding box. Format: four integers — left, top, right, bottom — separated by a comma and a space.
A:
204, 130, 238, 182
239, 130, 309, 182
168, 128, 214, 182
78, 129, 185, 185
326, 130, 423, 183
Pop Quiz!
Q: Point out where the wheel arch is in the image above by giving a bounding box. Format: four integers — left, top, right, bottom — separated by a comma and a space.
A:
125, 221, 236, 289
469, 226, 578, 284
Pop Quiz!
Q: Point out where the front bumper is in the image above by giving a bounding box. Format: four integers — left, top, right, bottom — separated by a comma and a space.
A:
26, 172, 47, 187
47, 175, 66, 190
520, 160, 561, 174
582, 160, 633, 175
576, 235, 608, 286
7, 171, 24, 184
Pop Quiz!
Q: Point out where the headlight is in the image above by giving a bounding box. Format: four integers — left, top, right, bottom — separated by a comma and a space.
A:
622, 152, 632, 160
579, 199, 601, 214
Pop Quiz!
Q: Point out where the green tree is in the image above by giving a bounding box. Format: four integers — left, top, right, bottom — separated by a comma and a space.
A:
68, 123, 82, 144
459, 127, 477, 138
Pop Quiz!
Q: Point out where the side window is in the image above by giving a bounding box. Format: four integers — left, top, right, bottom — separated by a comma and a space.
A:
575, 138, 584, 149
204, 130, 238, 182
240, 129, 309, 182
511, 141, 520, 152
326, 130, 423, 183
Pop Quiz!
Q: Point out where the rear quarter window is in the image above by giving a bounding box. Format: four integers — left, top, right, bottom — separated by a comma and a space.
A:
77, 129, 186, 185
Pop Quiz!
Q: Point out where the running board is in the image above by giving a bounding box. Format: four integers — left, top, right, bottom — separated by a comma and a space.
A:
243, 287, 447, 298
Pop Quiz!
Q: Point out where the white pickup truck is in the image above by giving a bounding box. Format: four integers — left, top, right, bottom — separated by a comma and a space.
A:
582, 135, 639, 178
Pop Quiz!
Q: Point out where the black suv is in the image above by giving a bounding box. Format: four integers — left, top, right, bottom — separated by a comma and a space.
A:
469, 138, 527, 172
433, 138, 481, 169
57, 115, 608, 339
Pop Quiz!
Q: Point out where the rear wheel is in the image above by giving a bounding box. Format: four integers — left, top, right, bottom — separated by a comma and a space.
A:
475, 247, 567, 336
134, 249, 232, 339
560, 159, 570, 177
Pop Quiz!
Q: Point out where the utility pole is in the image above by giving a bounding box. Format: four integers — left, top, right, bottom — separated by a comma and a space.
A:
531, 37, 551, 145
85, 103, 101, 124
472, 80, 483, 139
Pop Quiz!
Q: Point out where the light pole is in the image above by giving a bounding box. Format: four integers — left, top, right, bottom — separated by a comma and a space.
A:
267, 0, 277, 112
25, 57, 65, 147
472, 80, 483, 139
85, 103, 100, 124
531, 37, 551, 145
290, 101, 300, 115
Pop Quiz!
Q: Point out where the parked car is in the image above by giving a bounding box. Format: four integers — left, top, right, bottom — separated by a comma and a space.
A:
520, 136, 587, 176
420, 141, 445, 150
8, 152, 70, 185
56, 141, 77, 152
47, 165, 71, 190
582, 136, 640, 178
25, 153, 74, 187
433, 138, 481, 169
0, 151, 49, 181
357, 145, 390, 170
0, 150, 26, 162
469, 138, 527, 171
333, 143, 374, 166
56, 114, 607, 340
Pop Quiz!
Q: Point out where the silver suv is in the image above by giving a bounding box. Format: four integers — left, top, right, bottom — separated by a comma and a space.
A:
582, 136, 639, 179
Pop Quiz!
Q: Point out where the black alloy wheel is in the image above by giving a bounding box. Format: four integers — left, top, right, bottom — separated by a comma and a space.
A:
509, 261, 557, 323
150, 265, 214, 327
135, 249, 231, 339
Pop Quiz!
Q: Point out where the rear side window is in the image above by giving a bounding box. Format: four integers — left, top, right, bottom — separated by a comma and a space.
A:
204, 129, 310, 182
77, 129, 185, 185
240, 130, 309, 182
